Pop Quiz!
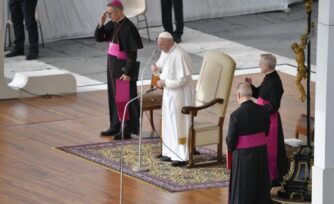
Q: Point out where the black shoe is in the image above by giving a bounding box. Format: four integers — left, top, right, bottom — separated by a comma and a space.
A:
113, 132, 131, 140
100, 128, 120, 137
26, 53, 38, 60
171, 160, 187, 167
5, 50, 24, 57
174, 36, 181, 43
160, 156, 171, 162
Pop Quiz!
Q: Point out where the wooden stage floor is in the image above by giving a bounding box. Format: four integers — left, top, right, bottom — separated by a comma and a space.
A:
0, 72, 315, 204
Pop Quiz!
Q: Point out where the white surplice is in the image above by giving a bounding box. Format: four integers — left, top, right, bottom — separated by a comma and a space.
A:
156, 44, 195, 161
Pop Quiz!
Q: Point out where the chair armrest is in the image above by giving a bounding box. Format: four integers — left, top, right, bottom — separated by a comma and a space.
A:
182, 98, 224, 116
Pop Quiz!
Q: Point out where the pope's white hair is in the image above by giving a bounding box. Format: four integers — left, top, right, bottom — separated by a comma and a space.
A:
158, 31, 173, 39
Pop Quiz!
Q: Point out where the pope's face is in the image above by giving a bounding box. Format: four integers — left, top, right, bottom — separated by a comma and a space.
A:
157, 38, 172, 53
157, 38, 168, 53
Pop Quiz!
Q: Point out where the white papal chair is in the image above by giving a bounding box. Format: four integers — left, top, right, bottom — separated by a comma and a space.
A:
122, 0, 151, 41
182, 52, 236, 168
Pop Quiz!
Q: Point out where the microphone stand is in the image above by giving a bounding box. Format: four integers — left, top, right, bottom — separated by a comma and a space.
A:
119, 87, 157, 204
119, 50, 158, 204
132, 50, 158, 172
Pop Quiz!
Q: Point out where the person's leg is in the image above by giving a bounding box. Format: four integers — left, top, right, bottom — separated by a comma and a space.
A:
6, 0, 25, 56
113, 81, 138, 140
128, 81, 140, 135
172, 0, 184, 42
21, 0, 39, 59
160, 0, 173, 35
107, 79, 121, 131
101, 59, 120, 136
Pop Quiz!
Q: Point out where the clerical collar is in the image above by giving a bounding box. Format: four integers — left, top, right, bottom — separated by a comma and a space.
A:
116, 16, 126, 23
265, 70, 277, 80
265, 69, 276, 76
241, 99, 252, 105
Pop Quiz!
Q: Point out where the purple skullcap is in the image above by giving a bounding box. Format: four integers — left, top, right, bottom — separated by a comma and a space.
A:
107, 0, 124, 10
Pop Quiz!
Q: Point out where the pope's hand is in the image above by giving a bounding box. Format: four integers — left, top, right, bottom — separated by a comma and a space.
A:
151, 64, 160, 76
157, 80, 165, 88
151, 64, 158, 72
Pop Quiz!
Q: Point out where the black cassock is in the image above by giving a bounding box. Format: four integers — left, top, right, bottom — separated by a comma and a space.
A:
95, 17, 143, 134
251, 70, 289, 187
226, 100, 271, 204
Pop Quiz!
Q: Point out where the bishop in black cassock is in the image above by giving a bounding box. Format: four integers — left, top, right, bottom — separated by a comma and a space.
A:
95, 0, 143, 139
246, 53, 289, 187
226, 82, 271, 204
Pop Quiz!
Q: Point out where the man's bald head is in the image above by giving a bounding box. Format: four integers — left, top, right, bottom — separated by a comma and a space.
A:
236, 82, 252, 103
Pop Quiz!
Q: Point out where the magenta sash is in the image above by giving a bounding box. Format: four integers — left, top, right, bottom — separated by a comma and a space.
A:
116, 79, 130, 121
257, 97, 279, 181
108, 42, 127, 60
227, 132, 266, 171
236, 132, 266, 149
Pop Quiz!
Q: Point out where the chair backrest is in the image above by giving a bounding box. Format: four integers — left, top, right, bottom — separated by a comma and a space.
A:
195, 52, 236, 118
122, 0, 146, 16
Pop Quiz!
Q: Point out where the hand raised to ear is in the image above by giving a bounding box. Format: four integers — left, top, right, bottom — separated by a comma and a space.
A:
99, 11, 108, 27
245, 77, 252, 84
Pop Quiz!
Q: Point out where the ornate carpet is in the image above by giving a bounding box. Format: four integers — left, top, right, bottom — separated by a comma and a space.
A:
57, 138, 230, 192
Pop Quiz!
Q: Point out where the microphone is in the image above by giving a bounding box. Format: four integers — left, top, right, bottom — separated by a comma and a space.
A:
140, 49, 158, 83
132, 49, 159, 173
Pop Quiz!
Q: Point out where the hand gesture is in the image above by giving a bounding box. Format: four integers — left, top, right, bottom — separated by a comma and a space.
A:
151, 64, 160, 76
99, 11, 108, 27
245, 77, 252, 84
151, 64, 158, 72
120, 74, 131, 81
157, 80, 165, 88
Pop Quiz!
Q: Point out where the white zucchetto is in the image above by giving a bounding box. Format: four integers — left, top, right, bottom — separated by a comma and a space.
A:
158, 31, 173, 39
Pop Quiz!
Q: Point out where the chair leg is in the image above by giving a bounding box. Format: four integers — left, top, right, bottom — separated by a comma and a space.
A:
4, 24, 8, 50
149, 110, 155, 131
37, 20, 45, 48
4, 23, 12, 49
8, 24, 12, 48
217, 143, 222, 164
187, 131, 194, 168
143, 14, 151, 41
136, 16, 139, 27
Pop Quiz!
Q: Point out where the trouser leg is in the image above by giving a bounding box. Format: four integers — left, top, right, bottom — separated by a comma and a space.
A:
107, 63, 120, 130
161, 0, 173, 34
21, 0, 39, 53
9, 0, 25, 51
172, 0, 184, 38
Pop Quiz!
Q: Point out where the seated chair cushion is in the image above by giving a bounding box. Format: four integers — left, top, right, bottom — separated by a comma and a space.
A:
142, 89, 163, 110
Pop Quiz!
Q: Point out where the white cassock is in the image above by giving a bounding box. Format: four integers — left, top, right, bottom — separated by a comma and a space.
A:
156, 44, 195, 161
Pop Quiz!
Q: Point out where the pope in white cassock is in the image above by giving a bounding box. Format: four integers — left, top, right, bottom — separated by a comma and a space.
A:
151, 32, 195, 167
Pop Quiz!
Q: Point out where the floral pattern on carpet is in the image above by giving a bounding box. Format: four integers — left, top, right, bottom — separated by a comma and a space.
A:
57, 138, 229, 192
